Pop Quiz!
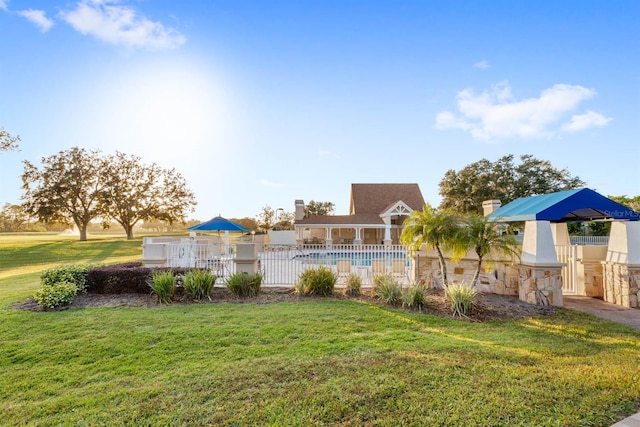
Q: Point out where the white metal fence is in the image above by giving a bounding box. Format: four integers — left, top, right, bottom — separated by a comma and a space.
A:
259, 244, 410, 286
166, 242, 237, 284
163, 243, 411, 286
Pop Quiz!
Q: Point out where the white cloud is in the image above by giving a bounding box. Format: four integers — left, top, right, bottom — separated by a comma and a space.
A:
17, 9, 54, 32
60, 0, 185, 50
562, 110, 612, 132
260, 179, 284, 188
0, 1, 8, 12
474, 60, 490, 70
435, 81, 610, 140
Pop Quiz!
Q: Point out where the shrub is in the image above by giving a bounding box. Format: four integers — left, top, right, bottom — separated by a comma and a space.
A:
445, 282, 477, 317
41, 264, 99, 293
344, 273, 362, 297
373, 274, 402, 305
34, 281, 78, 310
226, 272, 263, 297
87, 263, 149, 294
149, 271, 176, 304
401, 285, 426, 311
86, 263, 193, 294
296, 266, 336, 296
184, 269, 216, 300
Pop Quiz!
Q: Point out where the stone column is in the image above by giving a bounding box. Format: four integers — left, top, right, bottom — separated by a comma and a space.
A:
518, 221, 565, 307
602, 221, 640, 307
234, 243, 258, 275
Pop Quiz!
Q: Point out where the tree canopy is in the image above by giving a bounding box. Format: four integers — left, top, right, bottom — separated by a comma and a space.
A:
22, 147, 106, 241
438, 154, 585, 215
400, 203, 460, 287
101, 152, 196, 239
0, 127, 20, 152
304, 200, 335, 217
21, 147, 196, 241
256, 205, 276, 231
608, 195, 640, 213
455, 215, 520, 287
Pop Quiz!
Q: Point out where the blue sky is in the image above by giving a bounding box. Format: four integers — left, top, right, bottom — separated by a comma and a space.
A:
1, 0, 638, 221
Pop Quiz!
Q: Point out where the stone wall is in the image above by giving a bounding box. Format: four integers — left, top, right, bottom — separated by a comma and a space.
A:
517, 264, 563, 306
582, 261, 604, 298
602, 262, 640, 308
411, 250, 518, 296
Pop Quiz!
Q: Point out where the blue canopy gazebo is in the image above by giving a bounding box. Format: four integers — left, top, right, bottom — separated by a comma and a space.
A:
489, 188, 639, 223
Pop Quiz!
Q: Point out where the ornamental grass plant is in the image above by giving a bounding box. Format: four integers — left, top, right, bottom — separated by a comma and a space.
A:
183, 269, 215, 300
149, 270, 176, 304
401, 284, 426, 311
445, 281, 477, 317
344, 273, 362, 296
373, 274, 402, 306
226, 272, 263, 297
295, 266, 336, 296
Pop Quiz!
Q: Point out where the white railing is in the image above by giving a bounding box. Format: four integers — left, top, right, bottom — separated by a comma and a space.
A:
569, 236, 609, 246
259, 244, 410, 286
165, 242, 236, 282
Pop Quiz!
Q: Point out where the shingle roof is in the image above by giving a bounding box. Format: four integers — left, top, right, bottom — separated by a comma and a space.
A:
349, 183, 425, 214
295, 214, 384, 226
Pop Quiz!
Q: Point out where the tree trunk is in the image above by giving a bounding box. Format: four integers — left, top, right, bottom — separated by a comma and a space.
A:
435, 243, 448, 287
79, 225, 88, 242
472, 255, 483, 287
125, 224, 134, 240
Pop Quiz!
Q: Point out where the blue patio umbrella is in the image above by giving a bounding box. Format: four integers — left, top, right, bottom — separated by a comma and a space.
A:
188, 216, 249, 254
188, 216, 249, 232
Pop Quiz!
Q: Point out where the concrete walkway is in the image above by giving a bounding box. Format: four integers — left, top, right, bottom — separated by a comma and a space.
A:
563, 296, 640, 330
562, 296, 640, 427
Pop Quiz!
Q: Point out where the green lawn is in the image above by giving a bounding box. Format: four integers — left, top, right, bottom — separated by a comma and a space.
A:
1, 234, 639, 426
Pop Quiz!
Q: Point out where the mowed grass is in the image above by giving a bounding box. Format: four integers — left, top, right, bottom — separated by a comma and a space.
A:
1, 235, 640, 425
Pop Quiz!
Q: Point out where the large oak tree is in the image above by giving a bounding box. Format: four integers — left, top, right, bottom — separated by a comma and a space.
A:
438, 154, 585, 215
21, 147, 106, 241
101, 152, 196, 239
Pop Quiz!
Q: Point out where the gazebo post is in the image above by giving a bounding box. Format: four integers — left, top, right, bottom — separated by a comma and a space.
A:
518, 220, 565, 307
602, 221, 640, 307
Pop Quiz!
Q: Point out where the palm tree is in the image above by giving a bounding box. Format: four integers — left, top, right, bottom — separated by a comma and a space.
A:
400, 204, 460, 287
456, 215, 520, 287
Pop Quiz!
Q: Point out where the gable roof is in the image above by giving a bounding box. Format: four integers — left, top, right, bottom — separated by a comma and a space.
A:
349, 183, 425, 215
489, 188, 640, 222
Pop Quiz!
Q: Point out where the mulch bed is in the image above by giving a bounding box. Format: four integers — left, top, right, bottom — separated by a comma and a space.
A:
14, 287, 558, 322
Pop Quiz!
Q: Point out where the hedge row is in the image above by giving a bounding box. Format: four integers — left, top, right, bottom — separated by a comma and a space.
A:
86, 262, 195, 294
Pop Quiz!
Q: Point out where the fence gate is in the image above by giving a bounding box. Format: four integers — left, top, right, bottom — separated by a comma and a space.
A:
556, 245, 578, 295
